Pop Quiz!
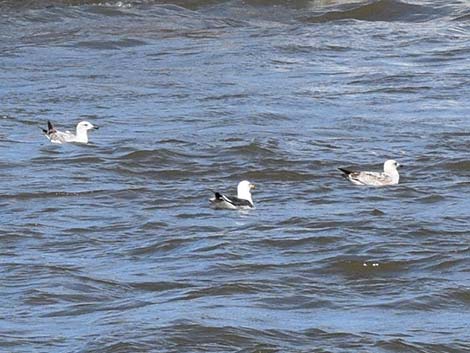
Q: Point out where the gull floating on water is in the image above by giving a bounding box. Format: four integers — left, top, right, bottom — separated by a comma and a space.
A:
338, 159, 401, 186
210, 180, 256, 210
42, 120, 98, 144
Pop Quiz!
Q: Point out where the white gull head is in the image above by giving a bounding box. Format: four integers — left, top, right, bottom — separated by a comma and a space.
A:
383, 159, 401, 184
237, 180, 255, 204
75, 121, 98, 144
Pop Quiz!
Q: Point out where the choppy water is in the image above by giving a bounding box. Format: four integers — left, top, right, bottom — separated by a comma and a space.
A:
1, 0, 469, 352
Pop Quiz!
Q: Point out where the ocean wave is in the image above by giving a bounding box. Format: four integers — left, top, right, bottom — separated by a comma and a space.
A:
302, 0, 439, 23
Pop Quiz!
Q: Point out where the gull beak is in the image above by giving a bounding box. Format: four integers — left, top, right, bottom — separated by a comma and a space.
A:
397, 163, 402, 168
250, 183, 256, 190
93, 125, 99, 130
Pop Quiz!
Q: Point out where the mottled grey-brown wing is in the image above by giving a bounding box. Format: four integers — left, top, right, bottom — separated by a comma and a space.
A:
48, 131, 75, 143
354, 171, 393, 186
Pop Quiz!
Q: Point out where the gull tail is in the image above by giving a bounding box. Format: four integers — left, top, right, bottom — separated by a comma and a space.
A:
43, 120, 56, 134
208, 189, 224, 204
338, 167, 353, 176
47, 121, 55, 133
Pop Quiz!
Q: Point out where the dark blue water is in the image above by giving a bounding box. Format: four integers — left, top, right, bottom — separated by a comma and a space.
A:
1, 0, 469, 352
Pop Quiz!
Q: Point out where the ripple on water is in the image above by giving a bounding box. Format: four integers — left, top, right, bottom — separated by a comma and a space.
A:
1, 0, 470, 352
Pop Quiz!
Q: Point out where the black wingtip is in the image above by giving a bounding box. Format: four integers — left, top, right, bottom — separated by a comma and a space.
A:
338, 167, 353, 176
47, 120, 54, 131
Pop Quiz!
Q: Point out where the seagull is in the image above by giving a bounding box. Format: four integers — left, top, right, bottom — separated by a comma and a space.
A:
338, 159, 401, 186
210, 180, 256, 210
42, 120, 98, 144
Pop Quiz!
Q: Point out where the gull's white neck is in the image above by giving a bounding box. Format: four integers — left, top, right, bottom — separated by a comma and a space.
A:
237, 189, 253, 204
384, 168, 399, 184
75, 126, 89, 143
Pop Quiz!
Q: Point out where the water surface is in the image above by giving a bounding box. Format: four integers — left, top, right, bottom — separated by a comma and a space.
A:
1, 0, 469, 352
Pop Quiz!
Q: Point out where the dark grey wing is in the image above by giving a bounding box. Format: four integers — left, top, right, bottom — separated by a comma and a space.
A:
210, 191, 253, 208
221, 194, 253, 208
